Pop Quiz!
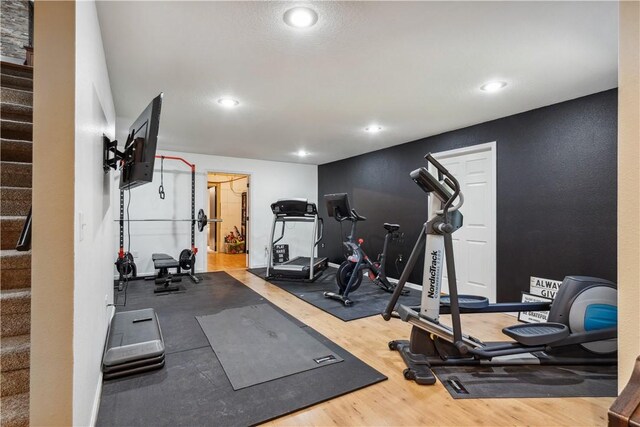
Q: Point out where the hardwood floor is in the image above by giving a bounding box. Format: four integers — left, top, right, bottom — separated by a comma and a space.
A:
225, 269, 614, 427
207, 252, 246, 271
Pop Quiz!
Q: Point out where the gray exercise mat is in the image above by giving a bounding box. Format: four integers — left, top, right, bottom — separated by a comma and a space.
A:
197, 303, 343, 390
433, 364, 617, 399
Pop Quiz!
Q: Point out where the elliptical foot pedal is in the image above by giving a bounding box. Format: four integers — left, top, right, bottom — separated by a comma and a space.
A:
502, 322, 569, 346
441, 294, 489, 309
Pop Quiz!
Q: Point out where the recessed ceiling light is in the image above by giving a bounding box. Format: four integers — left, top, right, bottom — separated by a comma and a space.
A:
217, 98, 240, 108
365, 125, 383, 133
480, 81, 507, 93
296, 149, 308, 157
283, 7, 318, 28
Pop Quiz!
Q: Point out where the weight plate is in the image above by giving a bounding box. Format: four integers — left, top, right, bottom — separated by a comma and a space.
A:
197, 209, 208, 232
179, 249, 195, 270
116, 252, 136, 279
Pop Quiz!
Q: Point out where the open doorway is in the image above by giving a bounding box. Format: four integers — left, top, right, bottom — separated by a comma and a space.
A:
207, 172, 249, 272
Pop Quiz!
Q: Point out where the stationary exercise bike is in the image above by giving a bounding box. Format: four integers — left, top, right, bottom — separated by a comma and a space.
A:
324, 193, 408, 306
382, 153, 617, 385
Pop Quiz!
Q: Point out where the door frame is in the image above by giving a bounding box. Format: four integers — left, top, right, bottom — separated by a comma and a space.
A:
204, 170, 252, 269
432, 141, 497, 302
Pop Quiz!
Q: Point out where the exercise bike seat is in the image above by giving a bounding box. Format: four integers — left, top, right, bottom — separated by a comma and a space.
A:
383, 223, 400, 232
502, 322, 569, 347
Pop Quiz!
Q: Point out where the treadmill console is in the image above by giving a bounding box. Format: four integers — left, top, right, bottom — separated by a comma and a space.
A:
271, 199, 318, 217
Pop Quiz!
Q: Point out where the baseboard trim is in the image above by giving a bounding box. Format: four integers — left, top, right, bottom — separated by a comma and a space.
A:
90, 306, 116, 426
89, 372, 103, 427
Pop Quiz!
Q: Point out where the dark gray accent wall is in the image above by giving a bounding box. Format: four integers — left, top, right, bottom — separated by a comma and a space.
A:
318, 90, 617, 302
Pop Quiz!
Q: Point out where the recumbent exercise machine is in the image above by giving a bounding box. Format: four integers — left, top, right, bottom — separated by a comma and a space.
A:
323, 193, 408, 306
382, 153, 617, 385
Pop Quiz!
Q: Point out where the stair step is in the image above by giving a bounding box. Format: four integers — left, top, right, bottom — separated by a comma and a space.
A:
0, 250, 31, 270
0, 120, 32, 141
0, 88, 32, 108
1, 74, 32, 92
1, 267, 31, 290
0, 392, 29, 427
0, 369, 29, 397
0, 288, 30, 315
0, 103, 32, 122
0, 139, 32, 163
1, 216, 27, 251
0, 62, 33, 79
0, 335, 30, 372
0, 162, 31, 189
0, 187, 31, 216
1, 312, 30, 338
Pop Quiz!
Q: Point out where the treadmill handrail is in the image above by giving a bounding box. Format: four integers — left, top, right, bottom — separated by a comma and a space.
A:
273, 222, 286, 246
315, 218, 324, 247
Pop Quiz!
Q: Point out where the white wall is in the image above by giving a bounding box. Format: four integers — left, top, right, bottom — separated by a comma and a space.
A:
73, 1, 116, 425
112, 147, 317, 275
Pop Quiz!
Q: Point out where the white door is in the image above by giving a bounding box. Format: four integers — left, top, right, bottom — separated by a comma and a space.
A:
431, 143, 496, 302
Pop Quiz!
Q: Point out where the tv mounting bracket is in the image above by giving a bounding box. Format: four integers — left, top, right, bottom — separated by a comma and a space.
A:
103, 135, 125, 173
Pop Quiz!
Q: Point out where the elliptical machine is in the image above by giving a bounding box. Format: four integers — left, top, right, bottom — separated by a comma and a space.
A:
382, 153, 617, 385
324, 193, 408, 306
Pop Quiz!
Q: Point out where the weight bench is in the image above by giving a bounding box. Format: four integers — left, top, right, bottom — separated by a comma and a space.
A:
152, 253, 182, 293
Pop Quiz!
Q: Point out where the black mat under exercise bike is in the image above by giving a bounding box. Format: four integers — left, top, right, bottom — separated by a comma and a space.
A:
382, 153, 618, 392
248, 266, 422, 321
323, 193, 408, 306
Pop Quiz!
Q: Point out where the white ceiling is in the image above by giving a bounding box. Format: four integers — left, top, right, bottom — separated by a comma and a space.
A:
96, 1, 618, 165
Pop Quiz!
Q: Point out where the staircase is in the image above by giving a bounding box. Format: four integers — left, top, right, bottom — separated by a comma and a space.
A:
1, 61, 33, 427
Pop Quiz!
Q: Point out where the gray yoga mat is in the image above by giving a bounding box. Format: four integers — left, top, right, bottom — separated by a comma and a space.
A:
433, 364, 617, 399
197, 303, 343, 390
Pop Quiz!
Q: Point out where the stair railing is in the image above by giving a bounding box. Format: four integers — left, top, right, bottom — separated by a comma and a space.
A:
16, 207, 31, 251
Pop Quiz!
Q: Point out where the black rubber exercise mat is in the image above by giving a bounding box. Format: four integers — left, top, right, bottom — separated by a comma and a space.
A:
248, 266, 422, 321
97, 272, 386, 427
433, 364, 617, 399
196, 303, 343, 390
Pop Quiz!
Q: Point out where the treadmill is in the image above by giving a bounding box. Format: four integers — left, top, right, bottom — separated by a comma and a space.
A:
266, 199, 328, 282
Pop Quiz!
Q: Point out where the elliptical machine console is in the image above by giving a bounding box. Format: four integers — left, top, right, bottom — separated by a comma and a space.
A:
382, 153, 617, 385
